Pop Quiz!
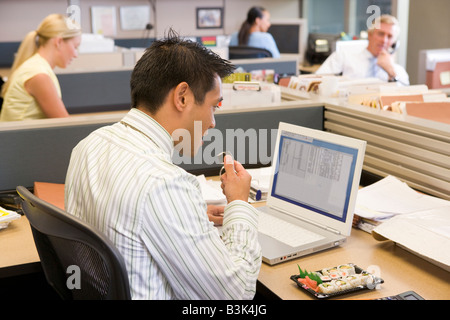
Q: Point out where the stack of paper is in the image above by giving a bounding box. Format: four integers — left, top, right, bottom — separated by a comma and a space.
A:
355, 175, 449, 231
355, 175, 450, 270
195, 167, 273, 204
247, 167, 272, 201
372, 207, 450, 271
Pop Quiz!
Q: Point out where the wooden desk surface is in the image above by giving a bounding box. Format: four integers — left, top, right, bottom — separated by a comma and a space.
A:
0, 216, 40, 276
258, 227, 450, 300
2, 182, 449, 299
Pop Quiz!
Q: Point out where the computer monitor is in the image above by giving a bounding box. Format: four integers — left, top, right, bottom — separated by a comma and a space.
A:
305, 33, 340, 65
418, 48, 450, 88
268, 19, 308, 64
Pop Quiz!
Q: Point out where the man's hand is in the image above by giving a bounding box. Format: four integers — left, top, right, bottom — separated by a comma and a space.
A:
207, 205, 224, 225
377, 49, 396, 79
220, 155, 252, 203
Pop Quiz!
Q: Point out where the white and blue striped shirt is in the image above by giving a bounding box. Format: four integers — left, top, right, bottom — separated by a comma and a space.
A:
65, 108, 262, 300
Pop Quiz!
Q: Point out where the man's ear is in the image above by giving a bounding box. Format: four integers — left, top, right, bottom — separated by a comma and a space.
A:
173, 82, 190, 112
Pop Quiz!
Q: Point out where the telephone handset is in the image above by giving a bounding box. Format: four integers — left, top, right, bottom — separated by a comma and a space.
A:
388, 41, 399, 55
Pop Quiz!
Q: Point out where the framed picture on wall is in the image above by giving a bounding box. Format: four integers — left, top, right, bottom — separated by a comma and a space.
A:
196, 7, 223, 29
119, 5, 150, 30
91, 6, 116, 36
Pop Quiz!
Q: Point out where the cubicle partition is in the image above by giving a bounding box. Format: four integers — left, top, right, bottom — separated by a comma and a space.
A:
54, 54, 300, 114
281, 87, 450, 200
0, 101, 322, 194
0, 114, 124, 194
57, 69, 133, 114
324, 103, 450, 200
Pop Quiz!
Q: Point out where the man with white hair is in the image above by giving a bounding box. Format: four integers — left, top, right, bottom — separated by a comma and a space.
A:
316, 14, 409, 86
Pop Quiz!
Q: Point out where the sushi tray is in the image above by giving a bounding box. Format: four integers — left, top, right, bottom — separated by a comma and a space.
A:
290, 263, 384, 299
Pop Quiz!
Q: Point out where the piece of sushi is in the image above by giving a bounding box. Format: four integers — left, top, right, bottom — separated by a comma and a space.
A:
346, 275, 362, 287
318, 282, 338, 295
320, 275, 332, 282
360, 272, 375, 287
339, 270, 350, 278
329, 272, 341, 280
334, 279, 352, 291
321, 267, 339, 276
338, 264, 356, 275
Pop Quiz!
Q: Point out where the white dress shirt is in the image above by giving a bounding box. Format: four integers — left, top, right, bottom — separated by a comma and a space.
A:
316, 48, 409, 85
65, 108, 262, 300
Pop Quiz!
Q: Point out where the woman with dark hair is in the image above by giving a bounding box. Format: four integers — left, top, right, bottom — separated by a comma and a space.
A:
229, 7, 280, 58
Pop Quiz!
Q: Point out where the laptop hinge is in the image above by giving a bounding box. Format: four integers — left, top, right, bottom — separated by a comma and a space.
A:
272, 205, 342, 235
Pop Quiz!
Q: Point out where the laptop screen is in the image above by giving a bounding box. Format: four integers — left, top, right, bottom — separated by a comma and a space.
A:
271, 130, 359, 223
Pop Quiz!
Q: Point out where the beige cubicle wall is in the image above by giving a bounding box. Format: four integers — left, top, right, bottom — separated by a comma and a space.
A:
281, 87, 450, 201
52, 52, 301, 114
0, 100, 322, 193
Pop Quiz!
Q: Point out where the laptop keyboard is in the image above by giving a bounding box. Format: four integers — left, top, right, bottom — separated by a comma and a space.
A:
258, 212, 325, 247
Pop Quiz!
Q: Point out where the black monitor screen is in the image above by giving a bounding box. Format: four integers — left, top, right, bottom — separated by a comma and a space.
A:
268, 24, 300, 54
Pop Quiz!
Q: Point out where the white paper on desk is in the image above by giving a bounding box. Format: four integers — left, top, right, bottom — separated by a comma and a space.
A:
355, 175, 449, 220
372, 207, 450, 271
0, 206, 21, 230
247, 167, 273, 193
196, 175, 227, 205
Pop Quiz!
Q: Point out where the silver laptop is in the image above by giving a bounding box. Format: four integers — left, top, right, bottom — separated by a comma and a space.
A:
258, 122, 366, 265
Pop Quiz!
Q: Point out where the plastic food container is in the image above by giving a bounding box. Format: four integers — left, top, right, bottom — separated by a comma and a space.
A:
290, 263, 384, 299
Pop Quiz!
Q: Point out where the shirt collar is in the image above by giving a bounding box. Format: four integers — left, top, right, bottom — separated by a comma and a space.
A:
364, 48, 377, 61
121, 108, 175, 157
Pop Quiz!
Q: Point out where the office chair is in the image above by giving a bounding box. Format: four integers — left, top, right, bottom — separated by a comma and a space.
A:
228, 46, 272, 59
17, 186, 131, 300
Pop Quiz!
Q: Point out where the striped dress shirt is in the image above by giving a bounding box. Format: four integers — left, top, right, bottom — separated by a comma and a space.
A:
65, 108, 262, 300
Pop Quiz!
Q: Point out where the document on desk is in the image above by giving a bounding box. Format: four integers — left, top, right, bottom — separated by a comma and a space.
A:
372, 207, 450, 272
196, 168, 273, 205
356, 175, 450, 271
355, 175, 449, 221
247, 167, 272, 201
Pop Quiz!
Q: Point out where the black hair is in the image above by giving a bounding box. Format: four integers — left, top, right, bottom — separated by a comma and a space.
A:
130, 29, 235, 113
238, 7, 266, 45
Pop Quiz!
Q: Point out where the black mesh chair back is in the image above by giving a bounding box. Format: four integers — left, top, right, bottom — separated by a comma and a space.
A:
229, 46, 273, 59
17, 186, 131, 300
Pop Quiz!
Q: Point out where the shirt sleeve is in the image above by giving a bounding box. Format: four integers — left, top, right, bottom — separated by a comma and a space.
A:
141, 173, 262, 300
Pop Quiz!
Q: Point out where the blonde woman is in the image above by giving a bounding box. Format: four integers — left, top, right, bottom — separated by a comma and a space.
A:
1, 14, 81, 121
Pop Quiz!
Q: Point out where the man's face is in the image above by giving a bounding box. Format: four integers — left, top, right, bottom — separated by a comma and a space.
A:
367, 22, 397, 56
182, 75, 223, 157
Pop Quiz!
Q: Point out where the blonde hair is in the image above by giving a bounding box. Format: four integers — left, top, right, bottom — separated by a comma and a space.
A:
2, 13, 81, 96
368, 14, 400, 39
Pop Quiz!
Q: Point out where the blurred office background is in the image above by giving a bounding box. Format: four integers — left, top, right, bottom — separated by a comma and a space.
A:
0, 0, 449, 84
